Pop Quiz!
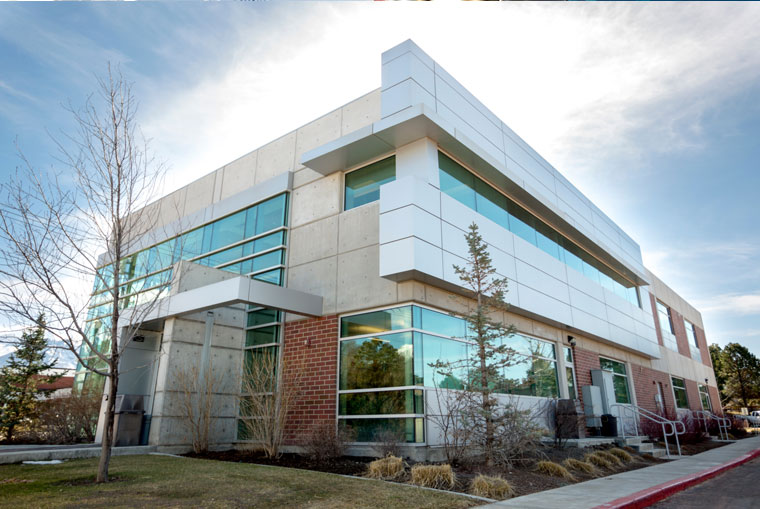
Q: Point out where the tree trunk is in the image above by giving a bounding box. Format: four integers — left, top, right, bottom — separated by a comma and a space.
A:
6, 424, 14, 444
96, 365, 118, 483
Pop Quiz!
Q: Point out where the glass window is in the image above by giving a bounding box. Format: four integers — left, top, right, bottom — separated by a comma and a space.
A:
207, 245, 244, 267
339, 333, 414, 390
210, 211, 246, 252
657, 301, 675, 335
339, 389, 423, 416
503, 355, 559, 398
508, 334, 556, 359
247, 308, 280, 327
340, 306, 412, 338
256, 194, 288, 234
507, 202, 537, 246
535, 221, 561, 259
672, 377, 689, 409
475, 178, 509, 226
566, 367, 577, 400
600, 357, 631, 404
422, 334, 468, 389
339, 417, 423, 443
684, 320, 698, 348
252, 249, 283, 273
344, 157, 396, 210
698, 384, 711, 411
252, 268, 282, 285
438, 152, 476, 209
416, 307, 466, 339
245, 326, 279, 347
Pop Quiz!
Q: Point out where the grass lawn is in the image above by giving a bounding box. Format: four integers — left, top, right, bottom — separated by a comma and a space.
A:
0, 454, 479, 508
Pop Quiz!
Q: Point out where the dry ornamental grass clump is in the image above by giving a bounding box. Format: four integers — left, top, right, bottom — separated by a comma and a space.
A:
366, 455, 405, 479
469, 475, 515, 500
562, 458, 596, 475
410, 464, 456, 489
535, 460, 574, 480
584, 452, 613, 469
596, 450, 623, 467
609, 448, 633, 463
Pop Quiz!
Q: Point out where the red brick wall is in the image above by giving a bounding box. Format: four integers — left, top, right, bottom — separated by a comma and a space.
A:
573, 346, 601, 408
708, 385, 723, 415
649, 294, 665, 347
630, 364, 676, 417
282, 315, 338, 444
695, 326, 713, 369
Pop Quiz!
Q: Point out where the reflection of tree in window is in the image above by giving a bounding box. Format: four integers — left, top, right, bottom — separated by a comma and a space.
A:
341, 335, 412, 390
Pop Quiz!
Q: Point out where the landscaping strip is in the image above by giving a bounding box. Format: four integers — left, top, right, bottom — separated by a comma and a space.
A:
593, 447, 760, 509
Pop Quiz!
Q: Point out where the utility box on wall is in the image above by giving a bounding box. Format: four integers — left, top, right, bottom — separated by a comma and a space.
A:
583, 385, 603, 429
591, 369, 616, 414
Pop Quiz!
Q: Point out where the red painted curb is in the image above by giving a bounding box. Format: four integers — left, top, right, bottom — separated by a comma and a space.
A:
593, 447, 760, 509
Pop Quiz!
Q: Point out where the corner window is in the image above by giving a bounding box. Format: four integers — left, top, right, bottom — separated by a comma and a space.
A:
344, 156, 395, 210
656, 300, 677, 351
684, 320, 698, 348
600, 357, 631, 404
672, 377, 689, 409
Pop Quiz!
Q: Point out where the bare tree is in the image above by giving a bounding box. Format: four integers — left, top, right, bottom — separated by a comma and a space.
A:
0, 66, 167, 482
238, 349, 304, 459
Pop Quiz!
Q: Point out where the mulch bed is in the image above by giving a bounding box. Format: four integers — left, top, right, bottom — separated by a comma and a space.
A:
187, 443, 672, 499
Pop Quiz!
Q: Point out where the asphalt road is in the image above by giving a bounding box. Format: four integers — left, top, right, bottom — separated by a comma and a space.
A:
650, 457, 760, 509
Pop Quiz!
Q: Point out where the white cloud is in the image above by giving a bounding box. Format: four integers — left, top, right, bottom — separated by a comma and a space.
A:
694, 293, 760, 316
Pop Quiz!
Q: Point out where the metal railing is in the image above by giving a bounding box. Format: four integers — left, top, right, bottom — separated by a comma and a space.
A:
611, 403, 684, 458
694, 410, 731, 441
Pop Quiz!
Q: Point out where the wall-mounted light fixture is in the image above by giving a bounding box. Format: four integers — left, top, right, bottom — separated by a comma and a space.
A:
567, 335, 576, 347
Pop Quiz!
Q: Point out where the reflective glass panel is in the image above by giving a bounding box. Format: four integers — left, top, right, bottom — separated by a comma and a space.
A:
566, 367, 577, 400
417, 307, 466, 338
339, 389, 422, 416
256, 194, 287, 235
340, 306, 412, 337
340, 417, 421, 443
438, 153, 476, 209
344, 157, 396, 210
339, 333, 414, 390
247, 308, 280, 327
246, 326, 279, 347
252, 268, 282, 285
422, 334, 468, 389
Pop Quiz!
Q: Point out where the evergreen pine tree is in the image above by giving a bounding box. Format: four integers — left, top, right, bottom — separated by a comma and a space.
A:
0, 315, 59, 442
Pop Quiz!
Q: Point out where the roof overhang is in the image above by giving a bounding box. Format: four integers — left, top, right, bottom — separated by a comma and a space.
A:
302, 105, 649, 287
119, 276, 323, 327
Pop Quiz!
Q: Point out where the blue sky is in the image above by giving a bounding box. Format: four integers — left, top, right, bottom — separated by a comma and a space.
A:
1, 3, 758, 361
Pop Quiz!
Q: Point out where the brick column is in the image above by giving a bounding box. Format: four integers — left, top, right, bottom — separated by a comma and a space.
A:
282, 315, 339, 444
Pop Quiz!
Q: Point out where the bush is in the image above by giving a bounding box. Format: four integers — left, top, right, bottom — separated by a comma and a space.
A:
595, 450, 623, 467
584, 452, 613, 469
608, 448, 633, 463
535, 460, 574, 480
469, 475, 514, 499
562, 458, 596, 475
34, 389, 101, 444
410, 464, 456, 489
367, 455, 405, 479
641, 412, 708, 445
729, 417, 749, 439
372, 429, 404, 459
301, 421, 355, 463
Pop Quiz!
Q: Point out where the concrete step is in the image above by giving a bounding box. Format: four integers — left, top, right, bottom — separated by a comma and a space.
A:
650, 448, 667, 458
635, 442, 654, 453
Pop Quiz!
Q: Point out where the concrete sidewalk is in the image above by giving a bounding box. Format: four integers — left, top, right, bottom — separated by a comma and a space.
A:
481, 436, 760, 509
0, 444, 156, 464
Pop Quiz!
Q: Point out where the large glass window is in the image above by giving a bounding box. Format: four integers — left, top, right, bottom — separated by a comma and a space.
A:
344, 156, 396, 210
338, 305, 565, 443
698, 383, 711, 411
565, 347, 577, 400
438, 151, 641, 308
340, 417, 423, 443
672, 377, 689, 409
339, 333, 415, 390
656, 301, 677, 351
684, 320, 698, 348
600, 357, 631, 404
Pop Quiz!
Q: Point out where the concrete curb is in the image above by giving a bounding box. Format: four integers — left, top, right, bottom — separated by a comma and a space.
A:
593, 447, 760, 509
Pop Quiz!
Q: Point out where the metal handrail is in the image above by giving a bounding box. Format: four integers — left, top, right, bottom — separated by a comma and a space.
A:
694, 410, 731, 441
611, 403, 683, 458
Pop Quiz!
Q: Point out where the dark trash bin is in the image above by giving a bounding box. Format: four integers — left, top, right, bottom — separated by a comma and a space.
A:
601, 414, 618, 437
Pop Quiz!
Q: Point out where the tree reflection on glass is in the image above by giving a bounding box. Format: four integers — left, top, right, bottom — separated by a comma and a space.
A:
340, 333, 413, 390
